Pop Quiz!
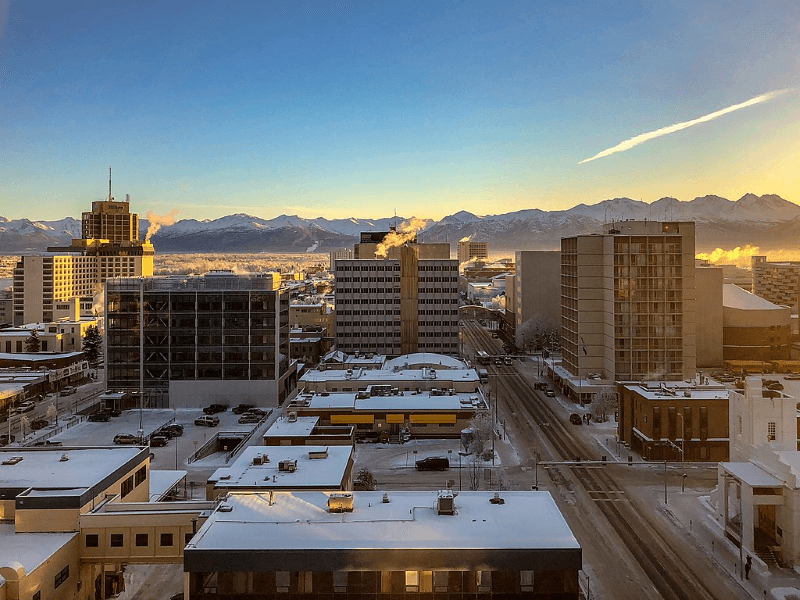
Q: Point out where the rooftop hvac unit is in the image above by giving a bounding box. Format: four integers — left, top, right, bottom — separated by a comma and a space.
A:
253, 454, 269, 465
288, 412, 298, 422
437, 490, 455, 515
309, 448, 328, 460
278, 459, 297, 472
328, 492, 354, 513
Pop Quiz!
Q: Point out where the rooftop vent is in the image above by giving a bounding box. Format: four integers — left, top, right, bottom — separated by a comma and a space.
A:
328, 492, 354, 513
382, 493, 390, 503
309, 448, 328, 460
437, 490, 455, 515
288, 412, 298, 422
489, 492, 505, 505
59, 453, 69, 462
278, 459, 297, 472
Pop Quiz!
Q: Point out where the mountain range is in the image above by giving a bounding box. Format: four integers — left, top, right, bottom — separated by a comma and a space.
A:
2, 193, 800, 255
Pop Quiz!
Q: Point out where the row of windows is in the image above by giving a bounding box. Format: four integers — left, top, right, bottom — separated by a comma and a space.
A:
85, 531, 190, 548
54, 565, 70, 589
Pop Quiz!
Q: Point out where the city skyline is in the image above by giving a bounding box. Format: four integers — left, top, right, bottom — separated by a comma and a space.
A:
2, 1, 799, 222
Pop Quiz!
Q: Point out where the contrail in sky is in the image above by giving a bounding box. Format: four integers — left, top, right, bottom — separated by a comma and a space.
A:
579, 89, 790, 164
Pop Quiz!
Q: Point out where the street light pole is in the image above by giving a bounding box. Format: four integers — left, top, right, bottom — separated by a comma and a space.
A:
677, 412, 685, 467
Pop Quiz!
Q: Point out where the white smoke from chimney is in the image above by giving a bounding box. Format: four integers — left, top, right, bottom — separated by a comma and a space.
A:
375, 217, 428, 258
145, 209, 179, 241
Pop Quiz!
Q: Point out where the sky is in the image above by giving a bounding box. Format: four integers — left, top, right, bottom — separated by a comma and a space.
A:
1, 0, 799, 222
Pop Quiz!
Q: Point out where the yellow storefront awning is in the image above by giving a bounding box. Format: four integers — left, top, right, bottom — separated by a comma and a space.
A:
409, 414, 456, 424
331, 414, 375, 425
386, 414, 405, 424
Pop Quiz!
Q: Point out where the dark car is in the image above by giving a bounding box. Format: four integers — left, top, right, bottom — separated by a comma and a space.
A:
245, 408, 268, 417
569, 413, 583, 425
113, 433, 140, 445
238, 414, 262, 424
149, 435, 169, 447
161, 424, 184, 437
203, 404, 228, 415
34, 440, 62, 446
232, 404, 255, 414
545, 389, 555, 397
88, 412, 111, 422
30, 418, 49, 430
415, 456, 450, 471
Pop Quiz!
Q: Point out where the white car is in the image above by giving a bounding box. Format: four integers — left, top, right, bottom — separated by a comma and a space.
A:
11, 401, 36, 414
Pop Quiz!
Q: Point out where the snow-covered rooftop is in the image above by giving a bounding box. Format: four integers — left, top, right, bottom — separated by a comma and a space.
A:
189, 490, 580, 552
299, 390, 485, 411
301, 366, 479, 384
263, 416, 319, 437
384, 353, 467, 370
723, 284, 788, 311
0, 523, 76, 578
207, 445, 353, 490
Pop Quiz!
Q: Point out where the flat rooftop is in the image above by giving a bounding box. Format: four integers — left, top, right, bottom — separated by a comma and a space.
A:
297, 390, 486, 411
301, 366, 479, 384
207, 445, 353, 490
263, 416, 319, 438
619, 383, 730, 401
0, 524, 76, 580
0, 446, 148, 496
185, 491, 581, 572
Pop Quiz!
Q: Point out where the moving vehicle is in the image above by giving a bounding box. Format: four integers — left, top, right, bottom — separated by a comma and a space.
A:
491, 332, 499, 339
30, 418, 49, 430
203, 404, 227, 415
545, 389, 555, 397
569, 413, 583, 425
476, 350, 490, 365
11, 401, 36, 414
194, 416, 220, 427
478, 368, 489, 384
113, 433, 140, 445
415, 456, 450, 471
60, 386, 77, 396
503, 356, 513, 366
87, 412, 111, 422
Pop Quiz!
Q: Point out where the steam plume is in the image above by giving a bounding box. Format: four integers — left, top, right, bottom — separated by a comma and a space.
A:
375, 217, 427, 258
696, 245, 761, 268
459, 235, 472, 242
145, 209, 179, 240
579, 89, 790, 164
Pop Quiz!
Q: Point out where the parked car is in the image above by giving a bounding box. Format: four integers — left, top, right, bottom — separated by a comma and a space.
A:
194, 416, 220, 427
60, 386, 77, 396
11, 401, 36, 414
238, 414, 262, 424
545, 389, 555, 397
113, 433, 140, 445
415, 456, 450, 471
494, 358, 502, 365
87, 412, 111, 422
203, 404, 228, 415
491, 332, 499, 339
149, 435, 169, 447
0, 434, 16, 445
503, 356, 513, 365
245, 408, 268, 417
30, 418, 49, 430
34, 440, 62, 446
569, 413, 583, 425
160, 424, 184, 437
533, 382, 547, 390
232, 404, 254, 414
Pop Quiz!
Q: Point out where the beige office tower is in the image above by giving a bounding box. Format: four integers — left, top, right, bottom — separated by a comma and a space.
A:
458, 240, 488, 264
13, 175, 154, 325
751, 255, 800, 314
335, 241, 459, 356
561, 221, 696, 381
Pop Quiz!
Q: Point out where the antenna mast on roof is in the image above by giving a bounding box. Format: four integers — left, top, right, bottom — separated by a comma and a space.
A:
108, 166, 113, 201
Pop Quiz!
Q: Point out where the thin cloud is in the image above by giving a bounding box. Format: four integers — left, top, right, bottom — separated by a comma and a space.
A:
579, 89, 790, 164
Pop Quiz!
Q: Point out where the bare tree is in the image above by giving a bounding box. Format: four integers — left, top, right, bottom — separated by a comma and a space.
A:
24, 330, 41, 353
353, 467, 378, 491
590, 390, 618, 423
466, 411, 494, 457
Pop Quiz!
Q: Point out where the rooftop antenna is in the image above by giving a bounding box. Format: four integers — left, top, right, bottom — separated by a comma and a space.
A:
108, 166, 113, 201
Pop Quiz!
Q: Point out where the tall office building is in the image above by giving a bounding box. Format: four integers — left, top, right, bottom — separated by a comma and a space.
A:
561, 221, 697, 382
105, 271, 296, 407
105, 271, 295, 407
752, 255, 800, 314
335, 243, 459, 356
457, 240, 488, 264
13, 175, 154, 325
514, 251, 561, 332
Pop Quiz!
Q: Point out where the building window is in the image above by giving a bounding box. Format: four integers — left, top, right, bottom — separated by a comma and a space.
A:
768, 421, 776, 442
276, 571, 290, 593
160, 533, 173, 547
477, 570, 492, 592
85, 534, 99, 548
32, 591, 40, 600
135, 533, 149, 547
135, 466, 147, 486
333, 571, 348, 593
738, 416, 743, 437
297, 572, 312, 593
434, 571, 449, 592
520, 570, 535, 592
54, 565, 69, 589
121, 476, 134, 498
110, 534, 124, 547
405, 571, 419, 593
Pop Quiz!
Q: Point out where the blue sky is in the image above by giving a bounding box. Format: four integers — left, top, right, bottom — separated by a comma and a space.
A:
1, 0, 799, 221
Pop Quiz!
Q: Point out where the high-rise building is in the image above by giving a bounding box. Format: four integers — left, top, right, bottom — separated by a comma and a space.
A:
514, 251, 561, 333
105, 271, 295, 407
457, 240, 488, 264
561, 221, 697, 382
335, 243, 459, 356
752, 255, 800, 314
13, 175, 154, 325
